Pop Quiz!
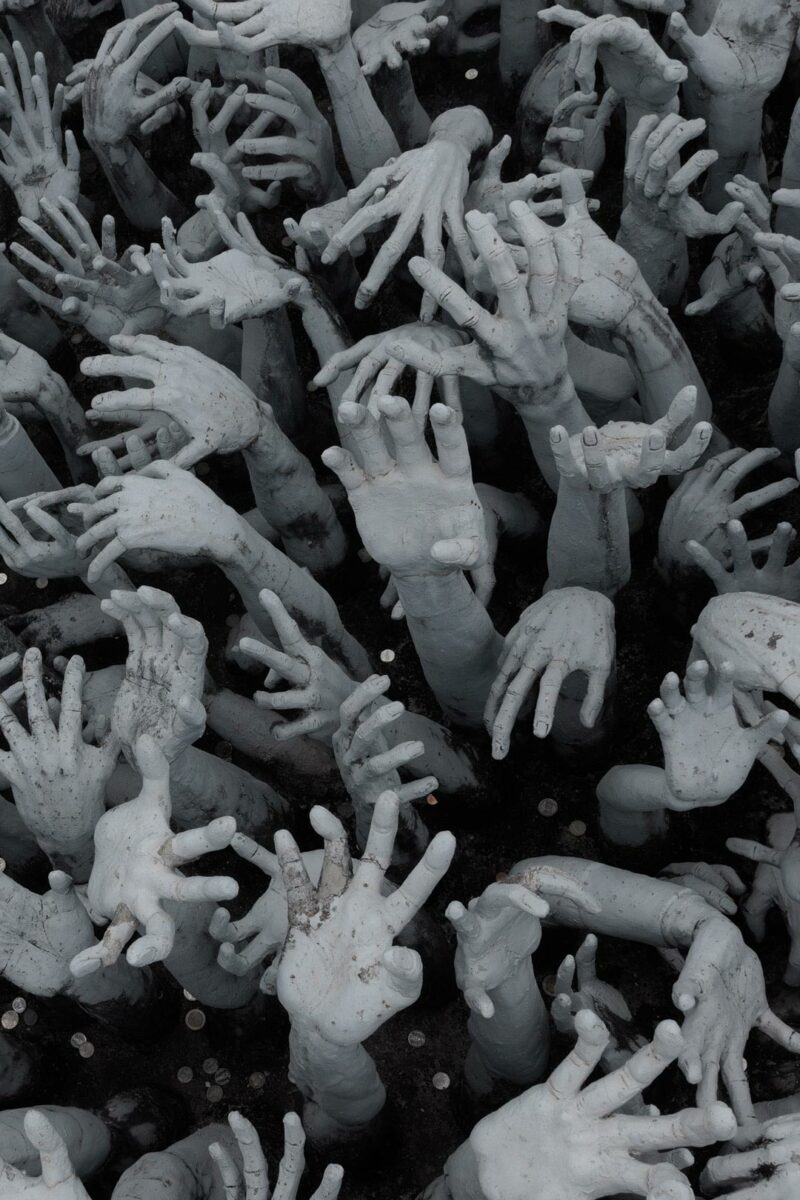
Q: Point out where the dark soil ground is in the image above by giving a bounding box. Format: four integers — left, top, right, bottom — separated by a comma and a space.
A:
3, 6, 800, 1198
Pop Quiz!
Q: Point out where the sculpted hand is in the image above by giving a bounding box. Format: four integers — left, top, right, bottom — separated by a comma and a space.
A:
658, 448, 798, 578
540, 8, 686, 112
485, 587, 615, 758
68, 460, 237, 582
0, 1110, 91, 1199
0, 647, 119, 878
80, 334, 263, 468
321, 107, 492, 313
11, 201, 162, 344
551, 935, 638, 1067
727, 813, 800, 986
463, 1011, 735, 1200
647, 660, 788, 806
209, 1111, 343, 1200
702, 1114, 800, 1199
238, 588, 354, 741
0, 51, 79, 220
0, 491, 90, 581
692, 592, 800, 709
100, 585, 207, 763
674, 916, 800, 1133
71, 735, 237, 973
540, 89, 618, 176
660, 862, 745, 917
688, 520, 800, 602
179, 0, 351, 54
275, 792, 455, 1044
0, 869, 97, 997
238, 66, 342, 203
323, 397, 487, 579
353, 1, 448, 74
551, 387, 711, 492
150, 206, 303, 326
190, 78, 281, 214
81, 5, 191, 147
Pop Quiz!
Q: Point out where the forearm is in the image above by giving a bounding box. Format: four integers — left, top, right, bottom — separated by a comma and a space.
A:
393, 570, 502, 726
465, 957, 549, 1093
169, 743, 289, 833
215, 515, 370, 676
86, 137, 186, 232
315, 38, 400, 181
616, 292, 712, 426
509, 855, 719, 949
547, 483, 630, 597
499, 0, 549, 87
288, 1021, 385, 1136
497, 373, 591, 493
39, 380, 92, 484
768, 355, 800, 456
370, 62, 431, 148
241, 313, 306, 437
703, 95, 767, 209
295, 286, 362, 453
242, 413, 348, 575
779, 96, 800, 239
595, 763, 674, 845
617, 209, 689, 306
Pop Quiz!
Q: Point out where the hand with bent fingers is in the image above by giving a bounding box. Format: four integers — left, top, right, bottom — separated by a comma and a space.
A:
312, 321, 466, 414
0, 491, 90, 581
448, 876, 593, 1019
353, 1, 448, 74
333, 674, 436, 853
238, 66, 343, 204
178, 0, 352, 54
100, 585, 208, 764
647, 660, 788, 807
190, 78, 281, 215
0, 1109, 91, 1199
70, 735, 237, 974
551, 935, 643, 1077
81, 5, 191, 148
320, 106, 492, 314
688, 520, 800, 602
11, 201, 162, 344
65, 58, 182, 136
80, 334, 263, 468
209, 835, 318, 990
0, 50, 79, 220
150, 205, 304, 327
275, 792, 455, 1044
672, 916, 800, 1134
237, 588, 354, 742
0, 334, 89, 467
702, 1113, 800, 1199
657, 447, 798, 580
660, 862, 746, 917
323, 397, 487, 581
465, 134, 568, 235
550, 387, 711, 493
693, 592, 800, 713
540, 89, 618, 176
684, 174, 770, 317
446, 1011, 735, 1200
485, 587, 615, 759
0, 648, 119, 880
209, 1111, 343, 1200
68, 460, 235, 583
540, 8, 687, 115
727, 813, 800, 987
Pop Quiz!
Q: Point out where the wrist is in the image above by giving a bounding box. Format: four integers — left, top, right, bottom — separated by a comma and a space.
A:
498, 371, 580, 420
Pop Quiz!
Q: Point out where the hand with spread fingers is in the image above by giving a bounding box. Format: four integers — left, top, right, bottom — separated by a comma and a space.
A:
0, 45, 80, 220
0, 647, 119, 880
658, 448, 798, 581
647, 660, 788, 807
189, 78, 282, 215
688, 519, 800, 601
70, 734, 238, 975
485, 587, 615, 759
178, 0, 352, 54
274, 793, 454, 1138
99, 585, 208, 764
11, 201, 162, 344
441, 1011, 735, 1200
539, 89, 619, 176
353, 1, 448, 75
209, 1111, 343, 1200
